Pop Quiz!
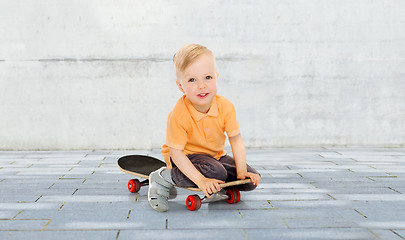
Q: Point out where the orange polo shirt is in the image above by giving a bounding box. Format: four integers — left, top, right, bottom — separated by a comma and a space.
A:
161, 95, 240, 168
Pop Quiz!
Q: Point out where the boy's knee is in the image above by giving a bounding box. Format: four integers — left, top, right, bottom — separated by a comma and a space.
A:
200, 162, 227, 181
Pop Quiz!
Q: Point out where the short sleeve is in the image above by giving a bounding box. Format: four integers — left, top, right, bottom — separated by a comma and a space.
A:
223, 100, 240, 137
166, 112, 187, 150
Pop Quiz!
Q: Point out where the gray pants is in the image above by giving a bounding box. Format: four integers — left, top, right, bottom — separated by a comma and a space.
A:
171, 154, 259, 191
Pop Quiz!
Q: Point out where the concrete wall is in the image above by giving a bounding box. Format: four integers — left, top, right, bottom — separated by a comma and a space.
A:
1, 0, 404, 150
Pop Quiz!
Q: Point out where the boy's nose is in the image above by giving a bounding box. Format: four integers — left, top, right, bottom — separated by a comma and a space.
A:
198, 81, 206, 89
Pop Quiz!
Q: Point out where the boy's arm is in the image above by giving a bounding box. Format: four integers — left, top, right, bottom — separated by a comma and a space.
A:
229, 134, 260, 186
169, 147, 224, 197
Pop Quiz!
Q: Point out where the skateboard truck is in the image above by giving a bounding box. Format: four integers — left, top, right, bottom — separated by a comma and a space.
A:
128, 179, 150, 193
186, 188, 241, 211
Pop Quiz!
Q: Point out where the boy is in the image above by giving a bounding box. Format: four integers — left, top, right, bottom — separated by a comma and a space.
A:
148, 44, 261, 212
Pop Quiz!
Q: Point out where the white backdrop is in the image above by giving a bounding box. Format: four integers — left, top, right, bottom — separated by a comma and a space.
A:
1, 0, 404, 149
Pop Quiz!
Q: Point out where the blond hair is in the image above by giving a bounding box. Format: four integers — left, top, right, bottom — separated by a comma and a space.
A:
173, 44, 215, 77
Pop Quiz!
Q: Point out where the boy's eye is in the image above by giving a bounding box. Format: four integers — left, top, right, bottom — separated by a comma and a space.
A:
188, 78, 196, 82
206, 76, 212, 80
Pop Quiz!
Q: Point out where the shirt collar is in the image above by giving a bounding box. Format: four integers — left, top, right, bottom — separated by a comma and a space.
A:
184, 95, 218, 121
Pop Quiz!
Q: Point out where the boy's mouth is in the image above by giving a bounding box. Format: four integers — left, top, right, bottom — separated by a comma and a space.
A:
197, 93, 209, 98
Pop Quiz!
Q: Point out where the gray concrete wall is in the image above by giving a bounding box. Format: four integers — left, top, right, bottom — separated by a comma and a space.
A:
1, 0, 404, 150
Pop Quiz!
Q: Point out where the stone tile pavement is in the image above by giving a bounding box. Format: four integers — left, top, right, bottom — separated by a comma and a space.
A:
0, 148, 405, 239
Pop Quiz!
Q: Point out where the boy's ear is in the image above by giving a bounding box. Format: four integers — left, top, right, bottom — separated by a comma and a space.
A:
176, 80, 185, 93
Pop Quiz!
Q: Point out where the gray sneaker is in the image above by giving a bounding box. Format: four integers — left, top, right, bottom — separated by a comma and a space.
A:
148, 167, 174, 212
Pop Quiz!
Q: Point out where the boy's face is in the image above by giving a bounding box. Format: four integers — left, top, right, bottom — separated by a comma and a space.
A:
176, 53, 218, 113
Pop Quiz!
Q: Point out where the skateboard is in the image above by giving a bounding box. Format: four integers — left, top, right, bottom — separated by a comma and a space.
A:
117, 155, 251, 211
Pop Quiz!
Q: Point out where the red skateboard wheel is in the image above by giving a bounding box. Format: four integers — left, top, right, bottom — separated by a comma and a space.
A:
234, 188, 241, 203
128, 179, 141, 193
226, 188, 240, 204
186, 194, 201, 211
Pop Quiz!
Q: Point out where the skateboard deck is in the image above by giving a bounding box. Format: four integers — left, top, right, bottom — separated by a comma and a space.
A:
117, 155, 252, 210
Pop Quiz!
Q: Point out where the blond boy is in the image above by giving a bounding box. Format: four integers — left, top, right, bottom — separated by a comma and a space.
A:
148, 44, 260, 212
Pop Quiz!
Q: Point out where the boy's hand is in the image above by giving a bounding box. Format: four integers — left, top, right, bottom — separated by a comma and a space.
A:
237, 172, 261, 186
196, 177, 225, 198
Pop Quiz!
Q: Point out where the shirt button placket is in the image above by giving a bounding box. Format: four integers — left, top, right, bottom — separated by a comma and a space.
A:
203, 117, 214, 142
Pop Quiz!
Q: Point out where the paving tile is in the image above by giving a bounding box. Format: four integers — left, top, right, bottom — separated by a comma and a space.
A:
0, 219, 51, 231
0, 210, 20, 219
45, 208, 146, 230
370, 230, 405, 240
166, 209, 287, 229
358, 221, 405, 229
352, 203, 405, 221
326, 187, 396, 194
39, 195, 132, 203
243, 207, 361, 223
332, 194, 405, 201
14, 209, 61, 220
283, 217, 358, 229
245, 228, 378, 240
0, 231, 118, 240
393, 230, 405, 239
0, 191, 44, 203
59, 201, 137, 212
0, 202, 60, 210
118, 229, 247, 240
243, 193, 330, 201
